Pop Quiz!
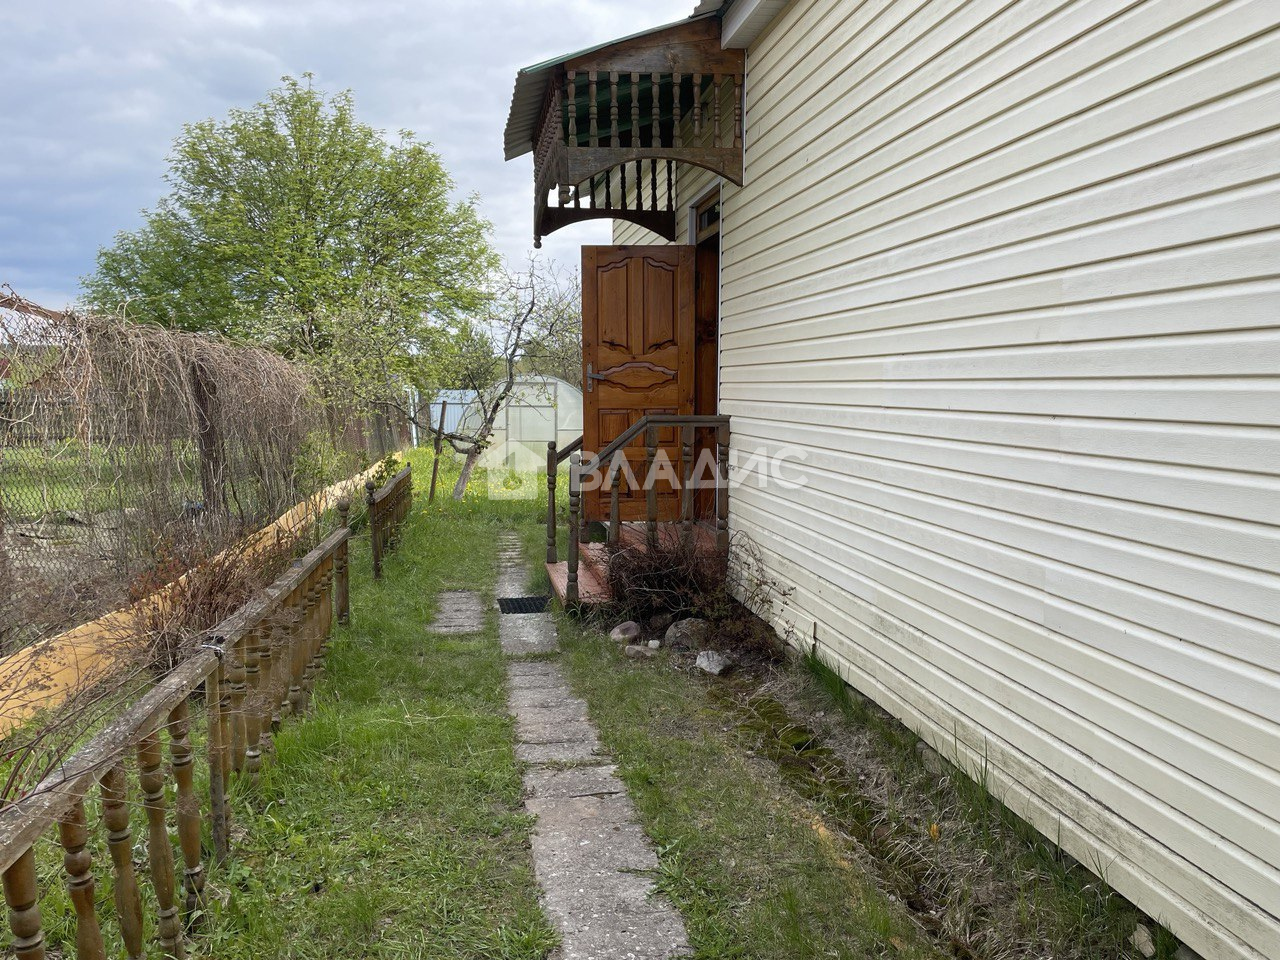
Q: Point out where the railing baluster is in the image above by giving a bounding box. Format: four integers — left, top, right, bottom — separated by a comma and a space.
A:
588, 71, 598, 146
713, 73, 723, 148
567, 452, 581, 604
138, 730, 183, 958
682, 424, 695, 549
546, 441, 558, 563
693, 73, 702, 139
59, 799, 105, 960
734, 73, 743, 149
205, 667, 229, 864
717, 422, 731, 551
228, 633, 247, 774
287, 585, 307, 719
101, 764, 145, 958
673, 73, 683, 148
242, 625, 264, 786
336, 499, 351, 624
3, 847, 45, 960
609, 456, 621, 546
646, 425, 659, 548
366, 479, 382, 579
609, 72, 619, 147
630, 72, 640, 147
167, 700, 206, 918
650, 72, 661, 148
566, 70, 576, 144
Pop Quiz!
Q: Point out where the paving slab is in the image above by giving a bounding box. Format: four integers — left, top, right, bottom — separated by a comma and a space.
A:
500, 612, 559, 655
496, 531, 691, 960
428, 589, 486, 634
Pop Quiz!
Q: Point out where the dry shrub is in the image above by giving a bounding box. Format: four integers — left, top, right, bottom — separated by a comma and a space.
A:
0, 289, 370, 650
604, 528, 793, 661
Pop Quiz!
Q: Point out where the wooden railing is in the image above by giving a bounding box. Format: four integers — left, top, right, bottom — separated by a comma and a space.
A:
0, 524, 352, 960
549, 415, 730, 603
366, 462, 412, 579
545, 436, 583, 563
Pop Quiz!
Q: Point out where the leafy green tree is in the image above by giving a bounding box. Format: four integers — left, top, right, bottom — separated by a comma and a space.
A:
84, 76, 497, 360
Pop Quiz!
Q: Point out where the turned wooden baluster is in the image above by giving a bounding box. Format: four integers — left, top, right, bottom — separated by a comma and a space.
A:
716, 422, 731, 551
3, 847, 45, 960
682, 424, 695, 549
138, 730, 184, 958
366, 479, 382, 579
630, 72, 640, 147
58, 799, 105, 960
609, 72, 619, 147
650, 72, 661, 148
299, 572, 320, 709
673, 73, 683, 148
288, 583, 308, 718
693, 73, 702, 139
205, 669, 229, 863
546, 442, 558, 564
101, 764, 145, 958
242, 625, 264, 785
167, 699, 207, 917
567, 452, 581, 604
713, 73, 723, 147
588, 71, 598, 145
227, 633, 247, 774
335, 498, 351, 624
567, 71, 577, 146
645, 424, 659, 548
734, 74, 743, 149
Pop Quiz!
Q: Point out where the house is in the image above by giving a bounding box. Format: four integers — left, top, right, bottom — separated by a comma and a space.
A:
503, 3, 1280, 959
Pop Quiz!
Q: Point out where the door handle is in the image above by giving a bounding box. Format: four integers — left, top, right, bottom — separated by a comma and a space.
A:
586, 363, 607, 392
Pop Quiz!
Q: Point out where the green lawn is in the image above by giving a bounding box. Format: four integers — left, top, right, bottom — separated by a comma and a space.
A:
189, 451, 558, 959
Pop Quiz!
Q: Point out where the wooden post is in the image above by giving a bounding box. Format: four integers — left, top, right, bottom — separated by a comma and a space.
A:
167, 700, 207, 917
716, 422, 731, 552
58, 799, 106, 960
428, 401, 446, 504
608, 455, 621, 546
335, 499, 351, 624
681, 424, 695, 550
546, 442, 558, 564
567, 453, 581, 604
645, 424, 659, 548
2, 847, 45, 960
138, 730, 183, 958
366, 479, 382, 580
101, 764, 145, 957
287, 584, 307, 719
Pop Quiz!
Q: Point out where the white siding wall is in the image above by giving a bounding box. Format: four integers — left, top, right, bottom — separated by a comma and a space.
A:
613, 0, 1280, 957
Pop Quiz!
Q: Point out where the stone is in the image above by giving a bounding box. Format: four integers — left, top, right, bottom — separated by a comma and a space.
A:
609, 620, 642, 644
647, 638, 660, 649
916, 741, 946, 775
648, 612, 676, 634
665, 617, 709, 651
623, 644, 656, 659
695, 650, 732, 675
1131, 925, 1156, 959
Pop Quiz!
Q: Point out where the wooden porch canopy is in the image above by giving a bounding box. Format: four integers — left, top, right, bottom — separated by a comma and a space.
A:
503, 14, 745, 247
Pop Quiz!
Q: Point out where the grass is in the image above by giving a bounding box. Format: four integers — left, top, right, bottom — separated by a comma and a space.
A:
547, 608, 943, 960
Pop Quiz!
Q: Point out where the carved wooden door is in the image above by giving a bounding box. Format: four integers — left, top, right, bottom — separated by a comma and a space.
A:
582, 245, 695, 521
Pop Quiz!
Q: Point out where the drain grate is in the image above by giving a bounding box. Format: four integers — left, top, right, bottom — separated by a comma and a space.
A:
498, 595, 551, 614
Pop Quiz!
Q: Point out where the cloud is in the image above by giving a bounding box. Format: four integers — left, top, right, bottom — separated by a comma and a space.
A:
1, 0, 694, 309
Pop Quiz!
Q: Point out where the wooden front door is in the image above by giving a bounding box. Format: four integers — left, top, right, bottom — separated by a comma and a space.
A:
582, 245, 696, 521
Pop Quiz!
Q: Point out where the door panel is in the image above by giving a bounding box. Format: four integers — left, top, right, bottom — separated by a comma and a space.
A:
582, 245, 695, 521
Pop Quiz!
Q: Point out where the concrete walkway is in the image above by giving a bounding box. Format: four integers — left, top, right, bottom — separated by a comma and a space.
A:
495, 533, 691, 960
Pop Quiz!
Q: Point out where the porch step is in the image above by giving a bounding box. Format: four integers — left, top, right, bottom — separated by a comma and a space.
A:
545, 523, 722, 607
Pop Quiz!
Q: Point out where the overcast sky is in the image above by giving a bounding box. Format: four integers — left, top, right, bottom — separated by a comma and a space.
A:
0, 0, 693, 309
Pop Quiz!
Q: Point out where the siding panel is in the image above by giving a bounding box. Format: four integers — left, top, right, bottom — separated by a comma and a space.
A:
712, 0, 1280, 957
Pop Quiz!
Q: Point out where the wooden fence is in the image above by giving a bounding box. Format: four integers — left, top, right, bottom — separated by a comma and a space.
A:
365, 463, 412, 580
0, 524, 352, 959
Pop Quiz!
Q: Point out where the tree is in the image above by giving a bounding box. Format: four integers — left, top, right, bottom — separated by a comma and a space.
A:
84, 76, 497, 363
439, 262, 579, 499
